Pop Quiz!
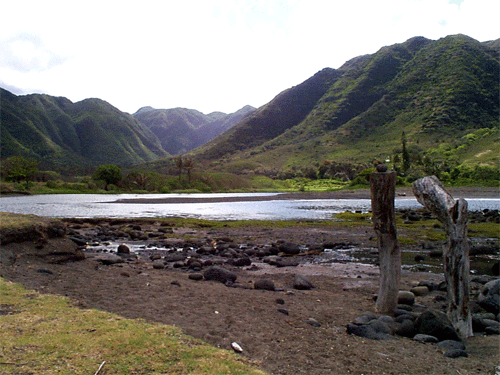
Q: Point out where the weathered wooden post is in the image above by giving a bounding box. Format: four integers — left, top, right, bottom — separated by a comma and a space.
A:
412, 176, 473, 339
370, 166, 401, 314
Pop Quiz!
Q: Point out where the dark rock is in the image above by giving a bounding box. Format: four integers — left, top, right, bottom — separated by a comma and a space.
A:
444, 349, 468, 358
231, 257, 252, 267
354, 312, 377, 325
429, 249, 443, 258
254, 279, 276, 291
478, 279, 500, 314
397, 291, 415, 306
396, 304, 413, 312
36, 268, 53, 274
279, 242, 301, 255
414, 254, 426, 262
188, 273, 204, 281
152, 260, 165, 269
367, 320, 393, 335
485, 325, 500, 335
293, 274, 314, 290
203, 266, 237, 284
413, 334, 439, 343
418, 281, 440, 292
171, 280, 181, 287
410, 286, 429, 297
393, 320, 416, 337
95, 253, 125, 265
437, 340, 466, 351
68, 236, 87, 246
346, 323, 393, 340
414, 310, 461, 341
492, 262, 499, 276
276, 258, 300, 268
117, 244, 130, 254
277, 309, 289, 315
164, 253, 187, 263
275, 298, 285, 305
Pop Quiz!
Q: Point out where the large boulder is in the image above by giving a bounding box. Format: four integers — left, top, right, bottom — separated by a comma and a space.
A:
414, 310, 461, 342
478, 279, 500, 314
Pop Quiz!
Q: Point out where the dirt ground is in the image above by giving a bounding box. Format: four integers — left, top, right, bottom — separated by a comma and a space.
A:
1, 187, 499, 374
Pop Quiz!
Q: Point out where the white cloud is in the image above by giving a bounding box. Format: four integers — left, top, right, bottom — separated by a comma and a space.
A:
1, 0, 498, 114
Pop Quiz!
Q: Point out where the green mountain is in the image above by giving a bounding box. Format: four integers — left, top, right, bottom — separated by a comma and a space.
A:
194, 35, 499, 176
0, 90, 168, 172
133, 105, 255, 155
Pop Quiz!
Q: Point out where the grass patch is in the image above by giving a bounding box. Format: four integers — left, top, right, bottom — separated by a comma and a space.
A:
0, 278, 266, 375
0, 212, 44, 229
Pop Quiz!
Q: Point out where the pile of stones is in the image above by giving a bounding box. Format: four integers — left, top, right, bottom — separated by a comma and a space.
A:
347, 278, 500, 358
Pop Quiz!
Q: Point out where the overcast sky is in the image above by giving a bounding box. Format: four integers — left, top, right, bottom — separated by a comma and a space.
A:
1, 0, 498, 114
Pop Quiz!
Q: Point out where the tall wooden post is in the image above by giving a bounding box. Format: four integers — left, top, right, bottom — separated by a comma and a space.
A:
412, 176, 473, 339
370, 168, 401, 315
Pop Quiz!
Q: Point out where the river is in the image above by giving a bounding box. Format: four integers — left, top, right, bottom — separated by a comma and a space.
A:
1, 193, 499, 220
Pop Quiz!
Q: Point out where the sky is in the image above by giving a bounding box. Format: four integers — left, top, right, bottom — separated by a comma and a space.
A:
1, 0, 499, 115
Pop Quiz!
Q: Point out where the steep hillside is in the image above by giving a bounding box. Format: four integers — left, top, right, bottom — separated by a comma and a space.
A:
133, 105, 255, 155
193, 35, 499, 175
198, 68, 341, 161
1, 90, 167, 172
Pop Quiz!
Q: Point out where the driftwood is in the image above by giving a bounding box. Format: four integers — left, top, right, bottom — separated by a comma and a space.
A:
370, 170, 401, 314
412, 176, 473, 339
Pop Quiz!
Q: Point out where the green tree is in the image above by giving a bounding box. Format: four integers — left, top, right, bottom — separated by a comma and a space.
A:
2, 156, 39, 184
92, 164, 122, 190
401, 131, 411, 173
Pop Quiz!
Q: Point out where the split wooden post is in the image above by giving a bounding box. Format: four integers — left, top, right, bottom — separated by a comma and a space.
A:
370, 168, 401, 315
412, 175, 473, 339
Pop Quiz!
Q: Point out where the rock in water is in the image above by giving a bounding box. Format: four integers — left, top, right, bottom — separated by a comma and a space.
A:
117, 244, 130, 254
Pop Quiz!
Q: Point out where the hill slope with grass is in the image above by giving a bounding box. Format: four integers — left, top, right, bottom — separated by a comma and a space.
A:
0, 90, 168, 173
193, 34, 499, 179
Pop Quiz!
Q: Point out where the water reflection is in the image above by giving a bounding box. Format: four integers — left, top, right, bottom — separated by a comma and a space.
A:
0, 193, 498, 220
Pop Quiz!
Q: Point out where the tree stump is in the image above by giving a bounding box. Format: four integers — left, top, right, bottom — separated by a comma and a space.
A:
370, 170, 401, 315
412, 176, 473, 339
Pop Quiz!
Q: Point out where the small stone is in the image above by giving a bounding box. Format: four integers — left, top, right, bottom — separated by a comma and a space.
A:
306, 318, 321, 327
275, 298, 285, 305
413, 334, 439, 343
117, 244, 130, 254
188, 273, 204, 281
293, 274, 314, 290
398, 291, 416, 306
231, 342, 243, 353
277, 309, 289, 315
203, 266, 237, 284
444, 349, 468, 358
437, 340, 465, 352
254, 279, 276, 291
410, 286, 429, 297
152, 260, 165, 269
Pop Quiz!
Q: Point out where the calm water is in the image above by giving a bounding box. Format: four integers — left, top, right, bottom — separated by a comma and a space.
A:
1, 193, 499, 220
